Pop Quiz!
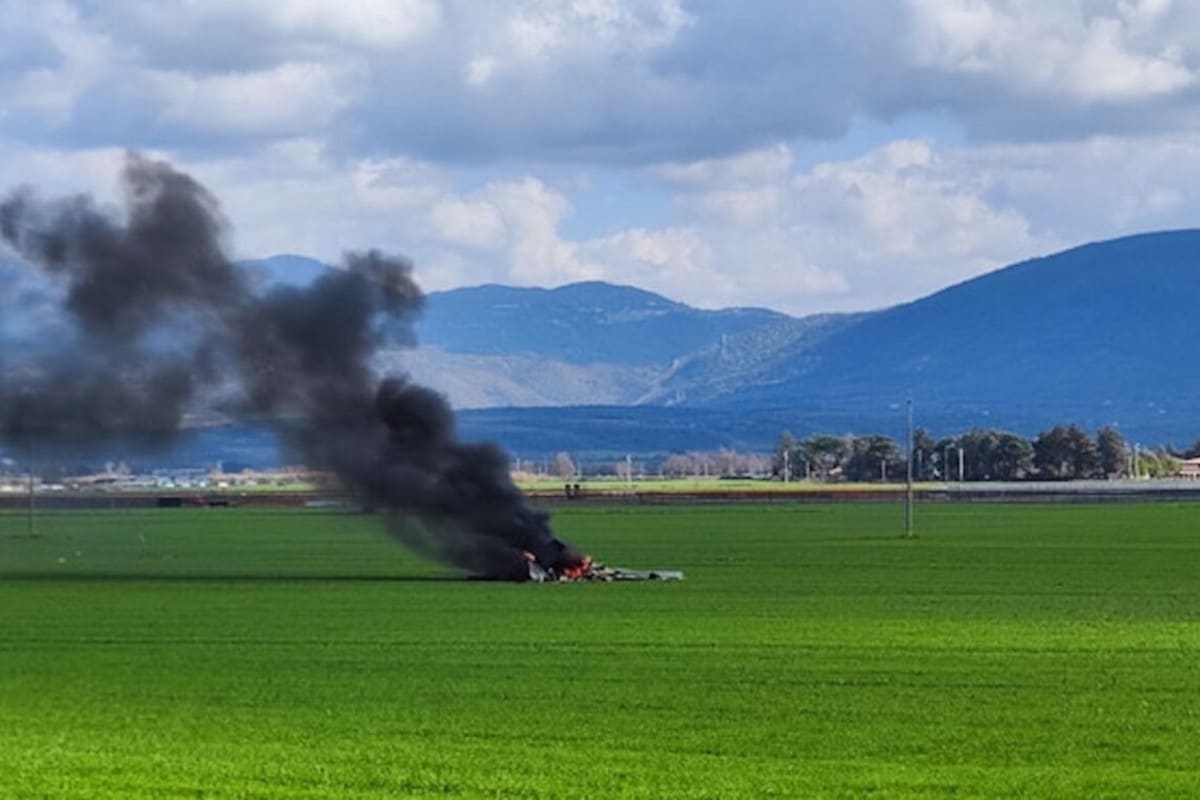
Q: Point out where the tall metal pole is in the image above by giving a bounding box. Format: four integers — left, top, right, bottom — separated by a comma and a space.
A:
905, 394, 914, 538
27, 438, 36, 538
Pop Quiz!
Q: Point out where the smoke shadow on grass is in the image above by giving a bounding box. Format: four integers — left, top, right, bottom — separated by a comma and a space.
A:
0, 572, 468, 583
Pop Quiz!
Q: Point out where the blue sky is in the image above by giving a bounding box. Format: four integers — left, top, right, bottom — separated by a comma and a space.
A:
3, 0, 1200, 314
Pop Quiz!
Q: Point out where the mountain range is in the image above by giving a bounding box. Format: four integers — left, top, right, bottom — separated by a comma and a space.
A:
441, 230, 1200, 454
5, 230, 1199, 464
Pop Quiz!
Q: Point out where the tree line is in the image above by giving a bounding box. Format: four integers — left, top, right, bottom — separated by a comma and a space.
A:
774, 425, 1189, 482
519, 425, 1195, 481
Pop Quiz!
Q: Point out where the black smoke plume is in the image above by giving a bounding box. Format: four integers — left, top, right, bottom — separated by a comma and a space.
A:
0, 153, 578, 579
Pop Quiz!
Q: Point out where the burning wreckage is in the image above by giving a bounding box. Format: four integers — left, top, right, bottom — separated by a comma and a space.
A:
513, 540, 684, 584
524, 555, 684, 583
446, 510, 685, 583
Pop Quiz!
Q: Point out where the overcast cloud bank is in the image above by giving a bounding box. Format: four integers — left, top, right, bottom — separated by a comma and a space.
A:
2, 0, 1199, 313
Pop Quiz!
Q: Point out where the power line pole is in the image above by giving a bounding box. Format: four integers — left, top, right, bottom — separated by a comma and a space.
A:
27, 437, 36, 538
905, 394, 914, 538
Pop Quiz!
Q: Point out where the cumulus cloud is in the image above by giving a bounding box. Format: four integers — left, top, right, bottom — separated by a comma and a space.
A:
147, 62, 358, 137
654, 145, 793, 190
429, 197, 506, 250
907, 0, 1194, 102
6, 2, 1200, 319
7, 1, 1200, 160
77, 0, 441, 69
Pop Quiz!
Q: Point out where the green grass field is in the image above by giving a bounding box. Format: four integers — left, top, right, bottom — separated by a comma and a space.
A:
1, 503, 1197, 798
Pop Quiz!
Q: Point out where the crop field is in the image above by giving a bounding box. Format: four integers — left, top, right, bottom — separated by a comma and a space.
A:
1, 503, 1197, 798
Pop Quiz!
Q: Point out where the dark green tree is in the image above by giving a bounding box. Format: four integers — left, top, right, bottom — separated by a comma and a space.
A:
991, 432, 1035, 480
958, 429, 997, 480
1033, 425, 1100, 479
799, 434, 849, 481
842, 435, 902, 482
935, 429, 1033, 481
1096, 426, 1128, 478
1182, 436, 1200, 460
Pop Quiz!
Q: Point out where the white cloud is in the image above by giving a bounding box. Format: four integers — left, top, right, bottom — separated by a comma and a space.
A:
0, 139, 125, 196
12, 4, 1200, 319
475, 178, 596, 285
148, 62, 357, 136
654, 144, 793, 190
108, 0, 441, 52
8, 128, 1200, 317
907, 0, 1196, 102
501, 0, 690, 62
463, 56, 497, 88
0, 0, 116, 131
12, 2, 1200, 159
953, 133, 1200, 238
796, 139, 1032, 261
429, 198, 506, 249
256, 0, 442, 49
689, 187, 782, 228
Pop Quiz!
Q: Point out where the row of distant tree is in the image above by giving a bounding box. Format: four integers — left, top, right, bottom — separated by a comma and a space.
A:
526, 450, 774, 480
774, 425, 1194, 482
527, 424, 1191, 481
525, 425, 1195, 481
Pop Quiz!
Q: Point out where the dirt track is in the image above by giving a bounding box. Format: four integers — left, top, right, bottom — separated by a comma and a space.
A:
4, 479, 1200, 510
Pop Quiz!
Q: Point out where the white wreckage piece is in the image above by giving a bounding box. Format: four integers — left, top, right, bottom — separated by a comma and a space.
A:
526, 561, 685, 583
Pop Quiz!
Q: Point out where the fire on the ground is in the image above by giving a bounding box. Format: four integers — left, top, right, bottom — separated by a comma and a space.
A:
522, 551, 684, 583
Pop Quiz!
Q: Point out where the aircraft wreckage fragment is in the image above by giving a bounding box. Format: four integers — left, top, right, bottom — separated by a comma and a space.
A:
523, 553, 685, 583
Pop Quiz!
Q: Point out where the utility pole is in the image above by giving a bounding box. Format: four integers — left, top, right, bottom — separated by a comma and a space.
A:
26, 437, 36, 538
958, 447, 965, 483
905, 394, 914, 538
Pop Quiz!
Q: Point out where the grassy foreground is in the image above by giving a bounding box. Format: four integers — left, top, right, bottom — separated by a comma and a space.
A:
0, 503, 1197, 798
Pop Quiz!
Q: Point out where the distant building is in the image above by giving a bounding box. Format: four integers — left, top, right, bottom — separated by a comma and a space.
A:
1179, 458, 1200, 479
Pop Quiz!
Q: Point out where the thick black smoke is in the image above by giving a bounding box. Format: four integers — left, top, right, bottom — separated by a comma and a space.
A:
0, 153, 577, 579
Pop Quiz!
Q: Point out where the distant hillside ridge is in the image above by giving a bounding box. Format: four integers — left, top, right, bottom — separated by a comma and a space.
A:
223, 257, 808, 408
239, 254, 332, 288
418, 280, 791, 366
697, 229, 1200, 434
636, 312, 869, 405
10, 230, 1200, 464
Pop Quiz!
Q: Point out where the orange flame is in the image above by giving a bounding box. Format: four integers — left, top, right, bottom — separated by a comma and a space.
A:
558, 555, 594, 581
